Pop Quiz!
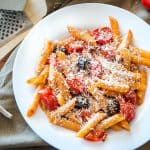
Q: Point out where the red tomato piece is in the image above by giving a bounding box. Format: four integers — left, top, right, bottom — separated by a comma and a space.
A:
84, 129, 107, 142
66, 78, 86, 94
80, 110, 92, 122
141, 0, 150, 10
124, 90, 137, 105
92, 27, 112, 45
38, 87, 59, 111
100, 50, 115, 60
89, 62, 103, 78
120, 102, 136, 122
67, 41, 84, 54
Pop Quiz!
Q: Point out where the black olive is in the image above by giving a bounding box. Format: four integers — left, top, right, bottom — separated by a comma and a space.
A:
77, 56, 91, 70
75, 95, 89, 109
54, 45, 67, 53
107, 97, 120, 116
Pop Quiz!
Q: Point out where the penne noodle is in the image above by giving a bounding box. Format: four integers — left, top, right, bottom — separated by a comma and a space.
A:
109, 16, 121, 45
56, 37, 75, 46
119, 120, 130, 131
36, 40, 55, 73
111, 124, 123, 131
26, 85, 43, 117
67, 26, 96, 46
118, 30, 132, 50
77, 112, 106, 137
118, 48, 131, 69
27, 65, 49, 85
49, 99, 76, 122
129, 46, 150, 59
96, 79, 129, 93
56, 92, 66, 106
51, 117, 81, 132
56, 51, 67, 60
96, 114, 124, 130
131, 54, 150, 67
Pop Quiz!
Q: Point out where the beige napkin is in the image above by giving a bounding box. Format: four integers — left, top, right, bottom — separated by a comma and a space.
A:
0, 0, 149, 149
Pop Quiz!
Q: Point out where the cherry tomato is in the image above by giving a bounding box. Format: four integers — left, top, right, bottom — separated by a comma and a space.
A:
120, 102, 136, 122
89, 62, 103, 78
67, 41, 84, 54
84, 129, 107, 142
100, 50, 115, 60
80, 110, 92, 122
124, 90, 137, 105
66, 78, 86, 94
38, 87, 59, 110
141, 0, 150, 10
92, 27, 112, 45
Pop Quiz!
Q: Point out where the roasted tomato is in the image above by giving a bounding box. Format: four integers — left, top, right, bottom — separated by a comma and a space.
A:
92, 27, 112, 45
141, 0, 150, 10
67, 41, 84, 53
79, 110, 92, 122
120, 102, 136, 122
124, 90, 137, 105
100, 50, 115, 60
66, 78, 86, 94
89, 62, 103, 78
84, 129, 107, 142
38, 87, 59, 110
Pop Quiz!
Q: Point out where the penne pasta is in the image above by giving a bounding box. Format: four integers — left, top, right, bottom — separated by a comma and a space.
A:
27, 65, 49, 86
77, 112, 106, 137
56, 37, 75, 46
129, 46, 150, 59
96, 79, 129, 93
51, 117, 81, 132
109, 16, 121, 45
49, 99, 76, 122
67, 26, 96, 46
36, 40, 55, 73
26, 85, 43, 117
119, 120, 130, 131
131, 54, 150, 67
96, 114, 124, 130
111, 124, 123, 131
118, 30, 132, 50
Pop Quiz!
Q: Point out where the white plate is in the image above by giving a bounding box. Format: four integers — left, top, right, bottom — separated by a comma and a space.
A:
13, 3, 150, 150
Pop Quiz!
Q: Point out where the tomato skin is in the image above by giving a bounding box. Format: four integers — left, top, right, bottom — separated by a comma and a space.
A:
67, 41, 84, 54
119, 101, 136, 122
100, 50, 115, 60
124, 90, 137, 105
84, 129, 107, 142
38, 87, 58, 111
92, 27, 112, 45
89, 62, 103, 78
141, 0, 150, 10
80, 110, 92, 122
66, 78, 85, 94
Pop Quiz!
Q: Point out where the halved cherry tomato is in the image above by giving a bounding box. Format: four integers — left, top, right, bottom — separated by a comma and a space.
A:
38, 87, 59, 110
66, 78, 86, 94
67, 41, 84, 54
84, 129, 107, 142
124, 90, 137, 105
80, 110, 92, 122
100, 50, 115, 60
119, 101, 136, 122
92, 27, 112, 45
89, 62, 103, 78
141, 0, 150, 10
